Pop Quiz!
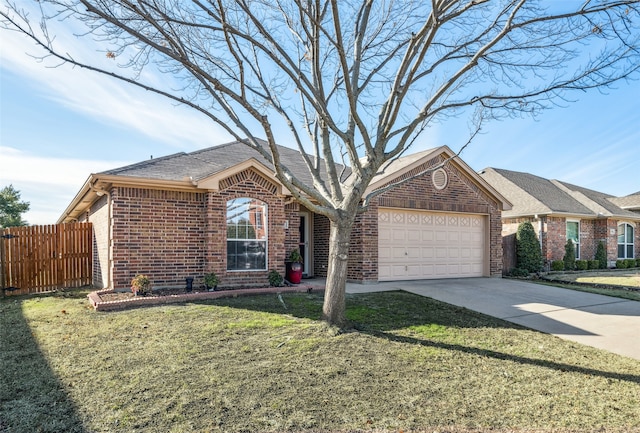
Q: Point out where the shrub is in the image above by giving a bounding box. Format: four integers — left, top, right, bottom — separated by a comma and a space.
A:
588, 260, 599, 270
130, 274, 152, 296
563, 240, 576, 271
551, 260, 565, 271
595, 241, 607, 269
625, 259, 636, 269
515, 222, 542, 273
509, 267, 530, 277
575, 260, 588, 271
268, 269, 284, 287
615, 259, 627, 269
637, 258, 640, 268
204, 272, 219, 289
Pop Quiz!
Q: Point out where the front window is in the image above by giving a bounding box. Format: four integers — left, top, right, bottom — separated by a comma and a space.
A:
566, 221, 580, 259
226, 198, 267, 271
618, 223, 635, 259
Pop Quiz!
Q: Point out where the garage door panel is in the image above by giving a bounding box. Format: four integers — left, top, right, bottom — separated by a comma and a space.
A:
406, 246, 421, 259
379, 208, 486, 281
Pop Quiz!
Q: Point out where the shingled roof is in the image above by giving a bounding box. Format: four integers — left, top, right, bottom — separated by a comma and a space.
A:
609, 192, 640, 211
101, 140, 345, 187
479, 168, 639, 220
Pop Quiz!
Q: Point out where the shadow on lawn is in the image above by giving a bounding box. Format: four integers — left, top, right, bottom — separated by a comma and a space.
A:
0, 295, 87, 433
210, 290, 640, 385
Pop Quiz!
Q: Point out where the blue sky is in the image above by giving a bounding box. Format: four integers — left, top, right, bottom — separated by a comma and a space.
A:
1, 20, 639, 226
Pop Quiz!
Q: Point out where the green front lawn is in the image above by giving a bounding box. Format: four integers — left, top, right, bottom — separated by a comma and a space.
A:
1, 290, 639, 433
542, 270, 640, 301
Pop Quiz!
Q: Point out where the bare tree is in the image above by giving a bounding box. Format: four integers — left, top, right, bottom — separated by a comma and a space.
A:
2, 0, 638, 327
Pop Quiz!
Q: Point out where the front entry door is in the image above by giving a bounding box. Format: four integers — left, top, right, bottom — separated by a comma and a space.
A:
299, 212, 310, 276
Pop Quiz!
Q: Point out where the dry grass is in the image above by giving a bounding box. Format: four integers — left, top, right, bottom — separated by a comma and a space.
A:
1, 289, 639, 433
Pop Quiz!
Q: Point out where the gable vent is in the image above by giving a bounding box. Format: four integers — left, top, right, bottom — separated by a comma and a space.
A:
432, 168, 448, 190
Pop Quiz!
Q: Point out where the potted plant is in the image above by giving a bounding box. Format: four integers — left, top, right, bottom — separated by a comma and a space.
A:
204, 272, 219, 291
268, 269, 284, 287
131, 274, 151, 296
286, 249, 303, 284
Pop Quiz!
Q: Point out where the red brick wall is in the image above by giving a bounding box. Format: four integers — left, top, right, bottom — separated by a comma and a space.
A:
110, 187, 206, 290
348, 200, 379, 282
108, 169, 288, 290
313, 213, 330, 277
542, 217, 566, 263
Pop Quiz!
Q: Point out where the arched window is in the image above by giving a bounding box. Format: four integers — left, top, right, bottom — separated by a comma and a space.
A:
618, 223, 635, 259
226, 198, 267, 270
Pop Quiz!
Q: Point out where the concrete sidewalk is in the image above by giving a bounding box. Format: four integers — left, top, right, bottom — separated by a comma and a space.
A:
337, 277, 640, 361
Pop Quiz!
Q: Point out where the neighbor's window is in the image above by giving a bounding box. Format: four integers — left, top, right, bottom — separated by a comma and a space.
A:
226, 198, 267, 271
566, 221, 580, 259
618, 223, 635, 259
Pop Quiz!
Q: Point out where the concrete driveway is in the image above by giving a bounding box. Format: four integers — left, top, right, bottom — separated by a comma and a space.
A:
344, 277, 640, 361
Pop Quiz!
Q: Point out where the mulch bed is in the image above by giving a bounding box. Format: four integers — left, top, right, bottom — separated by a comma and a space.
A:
88, 284, 320, 312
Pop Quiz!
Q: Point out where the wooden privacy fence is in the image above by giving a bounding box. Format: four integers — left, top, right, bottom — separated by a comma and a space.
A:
502, 233, 517, 274
1, 223, 92, 296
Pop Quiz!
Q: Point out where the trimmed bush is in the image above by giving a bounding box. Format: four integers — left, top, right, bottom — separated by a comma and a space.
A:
616, 259, 627, 269
268, 269, 284, 287
575, 260, 588, 271
588, 260, 599, 270
625, 259, 636, 269
595, 241, 607, 269
563, 240, 576, 271
516, 222, 542, 273
637, 258, 640, 268
551, 260, 565, 271
509, 267, 530, 277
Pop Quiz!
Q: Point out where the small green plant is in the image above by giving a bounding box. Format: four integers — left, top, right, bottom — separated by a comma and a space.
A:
575, 260, 588, 271
268, 269, 284, 287
637, 258, 640, 268
288, 248, 303, 263
204, 272, 219, 289
509, 267, 530, 277
615, 259, 627, 269
563, 240, 576, 271
595, 241, 607, 269
131, 274, 151, 296
588, 260, 599, 270
625, 259, 636, 269
551, 260, 565, 271
515, 222, 542, 273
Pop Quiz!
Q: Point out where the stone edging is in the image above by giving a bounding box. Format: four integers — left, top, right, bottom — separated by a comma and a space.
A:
88, 284, 320, 311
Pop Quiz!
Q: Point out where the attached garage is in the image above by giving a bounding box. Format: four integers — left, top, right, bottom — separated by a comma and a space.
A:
378, 208, 487, 281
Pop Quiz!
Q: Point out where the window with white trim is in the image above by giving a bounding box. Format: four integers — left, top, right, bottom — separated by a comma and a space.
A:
566, 220, 580, 259
226, 198, 267, 271
618, 223, 635, 259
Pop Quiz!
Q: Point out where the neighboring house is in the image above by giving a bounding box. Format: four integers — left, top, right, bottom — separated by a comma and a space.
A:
479, 168, 640, 268
59, 140, 510, 290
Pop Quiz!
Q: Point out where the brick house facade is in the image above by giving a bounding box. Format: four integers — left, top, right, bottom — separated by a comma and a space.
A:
62, 142, 510, 290
481, 168, 640, 270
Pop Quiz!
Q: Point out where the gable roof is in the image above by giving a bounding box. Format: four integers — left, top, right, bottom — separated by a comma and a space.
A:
365, 146, 511, 210
479, 167, 640, 220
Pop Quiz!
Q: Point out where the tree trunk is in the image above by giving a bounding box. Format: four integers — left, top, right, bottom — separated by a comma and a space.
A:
322, 218, 355, 328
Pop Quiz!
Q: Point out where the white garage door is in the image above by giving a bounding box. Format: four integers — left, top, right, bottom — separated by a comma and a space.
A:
378, 208, 486, 281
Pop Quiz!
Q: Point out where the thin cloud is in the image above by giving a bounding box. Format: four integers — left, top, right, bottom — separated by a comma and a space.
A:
1, 15, 231, 150
0, 146, 130, 225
